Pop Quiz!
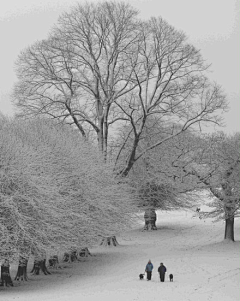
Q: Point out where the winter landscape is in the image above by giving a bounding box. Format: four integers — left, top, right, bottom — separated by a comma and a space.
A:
0, 1, 239, 301
0, 209, 239, 301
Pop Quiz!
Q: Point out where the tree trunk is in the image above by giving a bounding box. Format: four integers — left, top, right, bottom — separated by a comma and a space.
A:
63, 247, 91, 261
79, 247, 92, 257
48, 255, 59, 268
121, 136, 140, 177
144, 208, 157, 230
224, 217, 234, 241
96, 96, 104, 153
0, 262, 13, 287
103, 113, 109, 161
100, 236, 119, 246
31, 259, 51, 275
15, 257, 28, 281
97, 120, 104, 152
63, 249, 78, 262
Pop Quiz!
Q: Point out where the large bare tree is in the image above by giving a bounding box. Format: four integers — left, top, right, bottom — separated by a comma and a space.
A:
13, 2, 227, 173
113, 17, 227, 176
14, 1, 140, 157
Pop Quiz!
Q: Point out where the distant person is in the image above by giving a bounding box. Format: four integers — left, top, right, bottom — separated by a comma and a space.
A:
145, 260, 154, 281
158, 262, 167, 282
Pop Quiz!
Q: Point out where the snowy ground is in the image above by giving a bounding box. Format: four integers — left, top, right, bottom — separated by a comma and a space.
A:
1, 210, 239, 301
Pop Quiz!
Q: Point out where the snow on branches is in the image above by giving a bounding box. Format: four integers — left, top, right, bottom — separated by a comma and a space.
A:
0, 116, 137, 261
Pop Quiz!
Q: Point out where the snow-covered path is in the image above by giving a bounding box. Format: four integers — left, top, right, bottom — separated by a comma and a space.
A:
1, 210, 239, 301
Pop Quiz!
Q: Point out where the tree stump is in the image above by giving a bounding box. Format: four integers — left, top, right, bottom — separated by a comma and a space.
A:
63, 247, 91, 261
79, 247, 91, 257
15, 257, 28, 281
100, 236, 119, 246
63, 249, 78, 262
143, 209, 157, 230
0, 260, 13, 287
31, 259, 51, 275
224, 217, 234, 241
48, 255, 59, 268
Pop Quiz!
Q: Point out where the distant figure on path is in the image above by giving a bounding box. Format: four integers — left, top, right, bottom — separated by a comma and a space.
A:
158, 262, 167, 282
145, 260, 154, 281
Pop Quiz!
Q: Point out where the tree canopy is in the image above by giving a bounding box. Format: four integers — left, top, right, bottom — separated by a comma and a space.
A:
0, 116, 137, 261
13, 1, 227, 176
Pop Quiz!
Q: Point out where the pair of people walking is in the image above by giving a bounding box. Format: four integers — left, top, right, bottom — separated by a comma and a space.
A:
145, 260, 167, 282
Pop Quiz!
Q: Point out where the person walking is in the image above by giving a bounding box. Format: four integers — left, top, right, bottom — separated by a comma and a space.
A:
158, 262, 167, 282
145, 260, 154, 281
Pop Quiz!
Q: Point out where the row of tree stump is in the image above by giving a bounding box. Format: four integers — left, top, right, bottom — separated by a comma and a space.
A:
0, 247, 94, 286
0, 221, 157, 286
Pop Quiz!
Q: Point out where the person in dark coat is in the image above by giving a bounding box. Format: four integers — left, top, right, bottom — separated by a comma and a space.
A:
145, 260, 154, 281
158, 262, 167, 282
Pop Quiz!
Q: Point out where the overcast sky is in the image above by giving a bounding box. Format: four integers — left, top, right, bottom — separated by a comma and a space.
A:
0, 0, 239, 133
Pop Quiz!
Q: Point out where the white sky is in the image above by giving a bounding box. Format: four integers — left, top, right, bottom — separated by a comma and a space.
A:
0, 0, 239, 133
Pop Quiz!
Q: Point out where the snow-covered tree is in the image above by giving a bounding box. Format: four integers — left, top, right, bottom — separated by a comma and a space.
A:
0, 116, 137, 261
189, 133, 240, 242
146, 129, 240, 241
112, 123, 201, 229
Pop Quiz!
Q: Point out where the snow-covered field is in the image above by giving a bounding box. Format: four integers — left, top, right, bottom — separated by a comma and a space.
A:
1, 210, 239, 301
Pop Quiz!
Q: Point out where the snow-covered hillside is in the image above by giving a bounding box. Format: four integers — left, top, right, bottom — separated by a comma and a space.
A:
1, 210, 239, 301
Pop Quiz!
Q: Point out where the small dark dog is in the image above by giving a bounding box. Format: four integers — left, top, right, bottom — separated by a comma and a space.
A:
139, 273, 144, 280
169, 274, 173, 282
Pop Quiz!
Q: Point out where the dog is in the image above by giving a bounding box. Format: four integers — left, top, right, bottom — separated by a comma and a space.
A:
139, 273, 144, 280
169, 274, 173, 282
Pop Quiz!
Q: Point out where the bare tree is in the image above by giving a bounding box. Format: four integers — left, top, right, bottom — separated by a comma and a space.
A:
13, 1, 140, 157
13, 2, 227, 175
114, 17, 227, 176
